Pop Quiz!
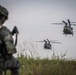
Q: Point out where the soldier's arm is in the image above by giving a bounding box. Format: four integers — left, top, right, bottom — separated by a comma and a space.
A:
2, 27, 16, 54
4, 34, 16, 54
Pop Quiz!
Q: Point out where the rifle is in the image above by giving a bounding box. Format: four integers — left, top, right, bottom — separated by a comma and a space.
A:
11, 26, 19, 46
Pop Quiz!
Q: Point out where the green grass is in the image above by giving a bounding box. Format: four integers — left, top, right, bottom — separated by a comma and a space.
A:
5, 44, 76, 75
5, 55, 76, 75
16, 55, 76, 75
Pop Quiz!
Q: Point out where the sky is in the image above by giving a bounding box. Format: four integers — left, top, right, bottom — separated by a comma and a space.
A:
0, 0, 76, 59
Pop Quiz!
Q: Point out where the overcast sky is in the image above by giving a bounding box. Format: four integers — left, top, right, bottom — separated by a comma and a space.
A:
0, 0, 76, 59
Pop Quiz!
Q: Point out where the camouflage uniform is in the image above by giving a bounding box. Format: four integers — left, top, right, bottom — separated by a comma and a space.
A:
0, 5, 20, 75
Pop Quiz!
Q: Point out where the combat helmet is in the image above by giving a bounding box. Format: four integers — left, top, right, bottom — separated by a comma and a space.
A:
0, 5, 9, 19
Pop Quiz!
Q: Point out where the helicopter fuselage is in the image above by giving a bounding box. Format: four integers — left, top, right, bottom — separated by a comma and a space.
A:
63, 26, 73, 35
44, 43, 51, 49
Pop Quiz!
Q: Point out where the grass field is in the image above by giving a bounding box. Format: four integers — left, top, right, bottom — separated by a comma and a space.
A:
5, 54, 76, 75
5, 42, 76, 75
15, 54, 76, 75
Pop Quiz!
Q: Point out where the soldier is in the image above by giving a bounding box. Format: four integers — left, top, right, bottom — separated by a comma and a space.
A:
0, 5, 20, 75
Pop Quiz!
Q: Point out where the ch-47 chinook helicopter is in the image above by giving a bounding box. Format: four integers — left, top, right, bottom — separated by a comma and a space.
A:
52, 19, 76, 36
36, 39, 61, 50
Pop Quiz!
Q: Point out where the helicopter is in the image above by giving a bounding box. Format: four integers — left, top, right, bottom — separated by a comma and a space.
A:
36, 39, 61, 50
52, 19, 76, 36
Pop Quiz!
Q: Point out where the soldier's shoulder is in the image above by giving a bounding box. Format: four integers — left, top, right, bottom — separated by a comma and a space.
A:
0, 26, 11, 36
1, 26, 10, 32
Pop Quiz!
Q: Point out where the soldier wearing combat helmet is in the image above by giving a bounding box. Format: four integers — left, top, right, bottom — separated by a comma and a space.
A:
0, 5, 20, 75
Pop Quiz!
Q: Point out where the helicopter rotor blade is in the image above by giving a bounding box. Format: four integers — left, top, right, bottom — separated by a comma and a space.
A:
71, 24, 76, 26
48, 39, 60, 41
67, 19, 71, 27
71, 22, 76, 23
36, 41, 44, 42
62, 21, 67, 24
67, 19, 70, 23
51, 23, 63, 25
50, 41, 62, 44
67, 19, 76, 23
46, 39, 59, 43
36, 39, 47, 42
66, 19, 76, 27
46, 39, 61, 43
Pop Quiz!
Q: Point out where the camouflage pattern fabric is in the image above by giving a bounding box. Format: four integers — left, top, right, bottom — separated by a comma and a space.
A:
0, 5, 8, 17
5, 56, 20, 69
0, 26, 20, 75
0, 26, 16, 54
